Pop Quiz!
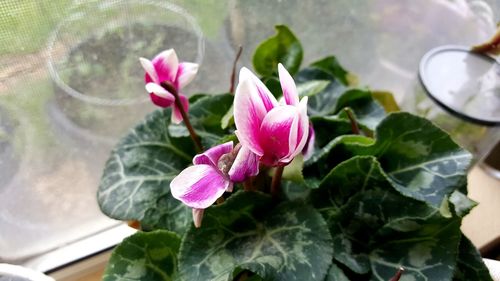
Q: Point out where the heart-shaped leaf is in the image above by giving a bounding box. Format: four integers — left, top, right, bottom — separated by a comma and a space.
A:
178, 191, 333, 281
102, 230, 180, 281
324, 263, 349, 281
310, 156, 465, 280
306, 112, 472, 207
252, 25, 303, 77
310, 56, 350, 86
97, 109, 195, 235
453, 235, 493, 281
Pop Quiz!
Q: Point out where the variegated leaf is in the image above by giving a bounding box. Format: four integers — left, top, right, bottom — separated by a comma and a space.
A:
311, 156, 462, 280
102, 230, 180, 281
97, 109, 195, 235
179, 191, 333, 281
453, 235, 493, 281
306, 112, 472, 207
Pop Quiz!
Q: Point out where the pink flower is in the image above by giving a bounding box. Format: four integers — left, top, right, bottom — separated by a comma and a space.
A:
234, 64, 309, 167
170, 141, 258, 227
139, 49, 198, 124
302, 124, 316, 161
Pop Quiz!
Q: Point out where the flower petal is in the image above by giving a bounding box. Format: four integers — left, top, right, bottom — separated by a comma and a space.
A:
192, 208, 204, 228
145, 83, 173, 99
278, 63, 299, 106
152, 49, 179, 84
302, 122, 315, 161
176, 62, 199, 88
234, 68, 278, 156
146, 83, 175, 107
228, 145, 260, 182
193, 141, 234, 166
140, 57, 159, 84
282, 97, 309, 163
170, 164, 228, 209
258, 105, 298, 166
171, 94, 190, 124
295, 97, 310, 151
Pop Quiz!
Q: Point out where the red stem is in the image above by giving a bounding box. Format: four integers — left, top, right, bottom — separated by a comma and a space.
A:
389, 267, 404, 281
161, 82, 203, 152
344, 107, 360, 135
229, 46, 243, 94
271, 166, 284, 199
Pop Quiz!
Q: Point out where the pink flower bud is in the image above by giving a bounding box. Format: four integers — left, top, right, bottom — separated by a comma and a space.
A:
139, 49, 198, 124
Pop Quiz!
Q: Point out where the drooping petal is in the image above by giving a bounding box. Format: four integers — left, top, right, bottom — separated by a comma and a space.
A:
278, 63, 299, 106
228, 145, 260, 182
140, 57, 159, 84
146, 83, 175, 107
152, 49, 179, 84
145, 83, 173, 99
170, 164, 229, 209
171, 94, 190, 124
193, 141, 233, 166
302, 123, 315, 161
176, 62, 199, 88
192, 208, 204, 228
258, 105, 298, 166
234, 68, 279, 156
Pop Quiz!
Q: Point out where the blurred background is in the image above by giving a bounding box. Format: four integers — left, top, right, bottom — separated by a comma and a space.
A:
0, 0, 499, 279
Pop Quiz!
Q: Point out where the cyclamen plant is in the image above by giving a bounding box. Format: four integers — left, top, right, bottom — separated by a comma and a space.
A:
98, 26, 493, 281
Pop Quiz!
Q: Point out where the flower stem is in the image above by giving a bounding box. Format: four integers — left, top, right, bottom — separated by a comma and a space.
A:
389, 267, 404, 281
271, 166, 284, 199
229, 46, 243, 94
243, 179, 253, 191
344, 107, 360, 135
161, 82, 203, 152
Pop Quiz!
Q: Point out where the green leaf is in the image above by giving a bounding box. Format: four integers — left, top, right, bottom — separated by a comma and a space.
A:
178, 191, 333, 281
302, 79, 347, 117
304, 135, 375, 187
449, 191, 477, 217
310, 156, 465, 280
310, 56, 350, 86
307, 112, 472, 207
453, 235, 493, 281
324, 263, 349, 281
348, 112, 472, 207
370, 217, 461, 281
252, 25, 303, 76
309, 116, 353, 148
371, 91, 400, 112
263, 76, 283, 99
221, 104, 234, 130
297, 80, 330, 98
97, 109, 195, 235
282, 180, 311, 201
102, 230, 180, 281
169, 94, 234, 148
334, 89, 386, 131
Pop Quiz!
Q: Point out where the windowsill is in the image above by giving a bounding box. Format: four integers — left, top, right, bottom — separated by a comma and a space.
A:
21, 223, 136, 274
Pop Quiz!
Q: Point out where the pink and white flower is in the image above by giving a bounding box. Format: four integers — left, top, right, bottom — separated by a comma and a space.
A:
233, 64, 309, 167
170, 141, 258, 227
139, 49, 198, 124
